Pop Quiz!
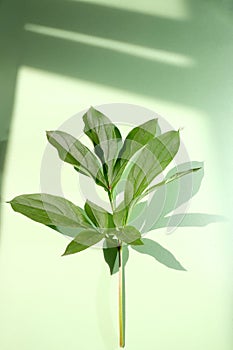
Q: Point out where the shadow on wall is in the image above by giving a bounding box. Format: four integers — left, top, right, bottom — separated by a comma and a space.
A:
0, 0, 233, 230
128, 161, 226, 234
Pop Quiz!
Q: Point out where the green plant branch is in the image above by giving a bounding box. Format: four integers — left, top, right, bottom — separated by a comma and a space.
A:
8, 107, 201, 348
107, 189, 115, 212
118, 242, 125, 348
107, 187, 125, 347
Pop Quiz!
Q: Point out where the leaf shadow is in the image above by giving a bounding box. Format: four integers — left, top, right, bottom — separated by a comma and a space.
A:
153, 213, 226, 230
128, 161, 225, 234
132, 238, 186, 270
48, 225, 83, 238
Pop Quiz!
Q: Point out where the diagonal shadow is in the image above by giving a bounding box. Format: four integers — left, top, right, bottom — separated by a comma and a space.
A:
132, 238, 186, 271
0, 0, 27, 237
25, 1, 189, 54
19, 0, 233, 113
128, 161, 225, 234
128, 161, 226, 271
151, 213, 226, 229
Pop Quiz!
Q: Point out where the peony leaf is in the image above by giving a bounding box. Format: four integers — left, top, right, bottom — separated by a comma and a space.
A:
46, 130, 107, 188
115, 226, 144, 245
84, 200, 115, 229
8, 193, 92, 228
62, 229, 105, 256
103, 241, 129, 275
139, 166, 202, 200
112, 118, 160, 188
83, 106, 122, 185
125, 130, 180, 205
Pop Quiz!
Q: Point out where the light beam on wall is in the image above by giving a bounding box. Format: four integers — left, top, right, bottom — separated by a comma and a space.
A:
24, 23, 195, 68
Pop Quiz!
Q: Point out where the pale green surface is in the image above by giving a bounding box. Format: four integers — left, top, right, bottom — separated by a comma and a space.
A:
0, 0, 233, 349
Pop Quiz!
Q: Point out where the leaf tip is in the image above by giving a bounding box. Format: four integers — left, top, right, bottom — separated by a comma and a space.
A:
88, 105, 96, 113
130, 238, 144, 246
193, 167, 202, 172
61, 244, 71, 257
177, 263, 187, 271
6, 198, 14, 205
61, 250, 68, 257
46, 130, 53, 139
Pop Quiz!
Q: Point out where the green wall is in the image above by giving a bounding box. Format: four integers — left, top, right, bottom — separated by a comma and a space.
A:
0, 0, 232, 349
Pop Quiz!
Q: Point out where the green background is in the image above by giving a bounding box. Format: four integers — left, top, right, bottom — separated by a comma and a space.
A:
0, 0, 232, 349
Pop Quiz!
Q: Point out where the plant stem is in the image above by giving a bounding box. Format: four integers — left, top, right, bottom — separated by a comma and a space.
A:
107, 188, 125, 347
118, 243, 125, 348
107, 189, 115, 212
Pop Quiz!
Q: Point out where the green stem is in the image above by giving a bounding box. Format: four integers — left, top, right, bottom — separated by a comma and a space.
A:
118, 243, 125, 348
107, 189, 115, 212
107, 188, 125, 347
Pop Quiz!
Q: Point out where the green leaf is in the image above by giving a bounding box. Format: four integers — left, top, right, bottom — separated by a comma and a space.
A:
46, 130, 107, 188
125, 130, 180, 205
73, 165, 91, 177
103, 247, 118, 274
47, 225, 83, 238
62, 229, 105, 256
8, 193, 91, 228
132, 238, 186, 271
103, 241, 129, 275
115, 226, 144, 245
103, 239, 118, 275
113, 131, 180, 226
84, 200, 115, 229
112, 118, 160, 187
83, 106, 122, 184
138, 167, 202, 200
113, 201, 130, 228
